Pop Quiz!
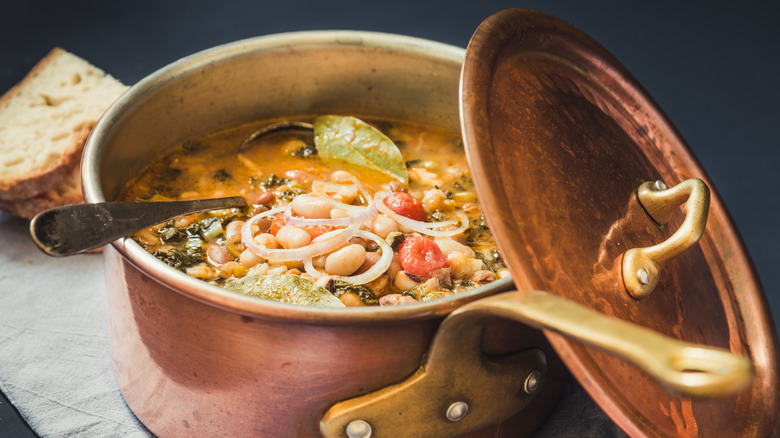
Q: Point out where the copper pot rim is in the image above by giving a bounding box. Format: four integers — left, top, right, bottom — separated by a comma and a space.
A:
83, 30, 514, 325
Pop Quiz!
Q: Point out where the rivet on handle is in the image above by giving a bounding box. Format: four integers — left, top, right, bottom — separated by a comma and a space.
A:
623, 178, 710, 299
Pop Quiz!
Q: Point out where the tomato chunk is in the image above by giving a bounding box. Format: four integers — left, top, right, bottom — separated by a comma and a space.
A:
398, 235, 450, 277
269, 213, 334, 239
269, 213, 286, 235
384, 192, 426, 221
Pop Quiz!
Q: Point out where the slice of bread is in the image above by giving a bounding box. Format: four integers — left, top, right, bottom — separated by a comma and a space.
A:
0, 47, 128, 203
0, 122, 91, 219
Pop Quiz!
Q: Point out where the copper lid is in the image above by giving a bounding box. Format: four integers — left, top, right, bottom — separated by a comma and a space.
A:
460, 8, 779, 437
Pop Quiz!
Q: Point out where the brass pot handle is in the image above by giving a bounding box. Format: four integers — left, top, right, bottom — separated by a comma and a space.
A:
320, 290, 753, 437
480, 290, 753, 397
623, 178, 710, 299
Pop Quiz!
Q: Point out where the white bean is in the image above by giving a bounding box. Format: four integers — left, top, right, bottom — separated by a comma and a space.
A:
239, 248, 264, 268
333, 185, 358, 204
312, 254, 328, 268
315, 275, 334, 289
330, 208, 350, 219
225, 220, 245, 243
331, 170, 354, 182
434, 237, 475, 258
206, 243, 232, 265
291, 194, 332, 219
370, 214, 398, 239
267, 264, 288, 275
422, 188, 447, 212
387, 255, 402, 280
393, 271, 419, 290
325, 244, 366, 276
253, 233, 279, 249
248, 262, 270, 276
339, 292, 367, 307
447, 252, 483, 279
379, 294, 418, 306
275, 225, 311, 249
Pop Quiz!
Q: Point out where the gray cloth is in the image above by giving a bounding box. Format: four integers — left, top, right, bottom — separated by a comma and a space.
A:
0, 214, 150, 437
0, 212, 623, 437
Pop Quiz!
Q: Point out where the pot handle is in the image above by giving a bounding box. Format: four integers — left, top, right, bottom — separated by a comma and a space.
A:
623, 178, 710, 299
320, 289, 753, 438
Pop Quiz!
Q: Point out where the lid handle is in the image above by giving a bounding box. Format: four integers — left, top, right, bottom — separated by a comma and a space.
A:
623, 178, 710, 299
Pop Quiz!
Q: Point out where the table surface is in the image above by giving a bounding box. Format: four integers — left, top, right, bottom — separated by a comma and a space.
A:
1, 1, 778, 437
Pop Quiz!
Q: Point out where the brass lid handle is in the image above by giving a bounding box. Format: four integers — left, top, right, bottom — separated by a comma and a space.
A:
623, 178, 710, 299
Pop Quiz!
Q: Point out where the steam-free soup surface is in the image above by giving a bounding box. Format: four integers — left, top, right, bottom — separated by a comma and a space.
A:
122, 116, 506, 308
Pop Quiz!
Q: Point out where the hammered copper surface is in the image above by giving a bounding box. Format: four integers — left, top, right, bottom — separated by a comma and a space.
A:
460, 8, 779, 437
105, 246, 437, 436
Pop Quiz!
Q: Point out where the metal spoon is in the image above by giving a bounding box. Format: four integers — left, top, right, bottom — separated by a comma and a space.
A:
238, 121, 314, 151
30, 196, 247, 257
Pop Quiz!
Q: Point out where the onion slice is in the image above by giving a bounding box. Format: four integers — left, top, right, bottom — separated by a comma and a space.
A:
304, 230, 393, 285
373, 191, 470, 237
241, 207, 359, 262
284, 177, 378, 228
282, 197, 377, 228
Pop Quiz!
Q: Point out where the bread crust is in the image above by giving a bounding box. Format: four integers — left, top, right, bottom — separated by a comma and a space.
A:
0, 47, 126, 201
0, 164, 83, 219
0, 122, 92, 219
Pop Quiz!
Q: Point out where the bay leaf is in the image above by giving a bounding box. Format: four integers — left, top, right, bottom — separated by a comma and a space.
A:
225, 274, 345, 308
313, 115, 408, 183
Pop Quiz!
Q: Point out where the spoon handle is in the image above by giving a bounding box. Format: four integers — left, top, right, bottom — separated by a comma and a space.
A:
30, 197, 248, 257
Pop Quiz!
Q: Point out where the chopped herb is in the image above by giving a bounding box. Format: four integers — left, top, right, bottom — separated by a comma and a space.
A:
280, 189, 299, 201
150, 167, 183, 196
250, 174, 289, 189
435, 185, 453, 199
213, 168, 232, 181
292, 143, 318, 158
158, 222, 186, 243
157, 167, 182, 183
464, 214, 491, 244
402, 287, 422, 300
152, 247, 204, 271
421, 290, 451, 302
475, 248, 506, 273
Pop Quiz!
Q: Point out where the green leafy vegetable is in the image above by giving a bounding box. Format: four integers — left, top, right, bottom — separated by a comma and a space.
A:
330, 281, 378, 305
225, 274, 345, 308
249, 173, 289, 190
313, 115, 408, 183
152, 247, 204, 271
213, 168, 232, 181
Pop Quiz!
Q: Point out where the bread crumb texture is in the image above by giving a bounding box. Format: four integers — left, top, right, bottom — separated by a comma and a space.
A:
0, 47, 128, 202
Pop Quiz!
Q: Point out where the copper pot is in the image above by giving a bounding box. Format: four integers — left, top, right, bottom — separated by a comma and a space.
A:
82, 16, 776, 438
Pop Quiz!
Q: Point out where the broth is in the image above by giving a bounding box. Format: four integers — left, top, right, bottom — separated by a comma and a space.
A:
122, 116, 506, 307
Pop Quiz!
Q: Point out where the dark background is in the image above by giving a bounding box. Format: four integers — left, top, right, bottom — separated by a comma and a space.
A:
1, 1, 778, 436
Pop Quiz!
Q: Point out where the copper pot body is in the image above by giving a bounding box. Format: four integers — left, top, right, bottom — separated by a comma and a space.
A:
84, 32, 560, 437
